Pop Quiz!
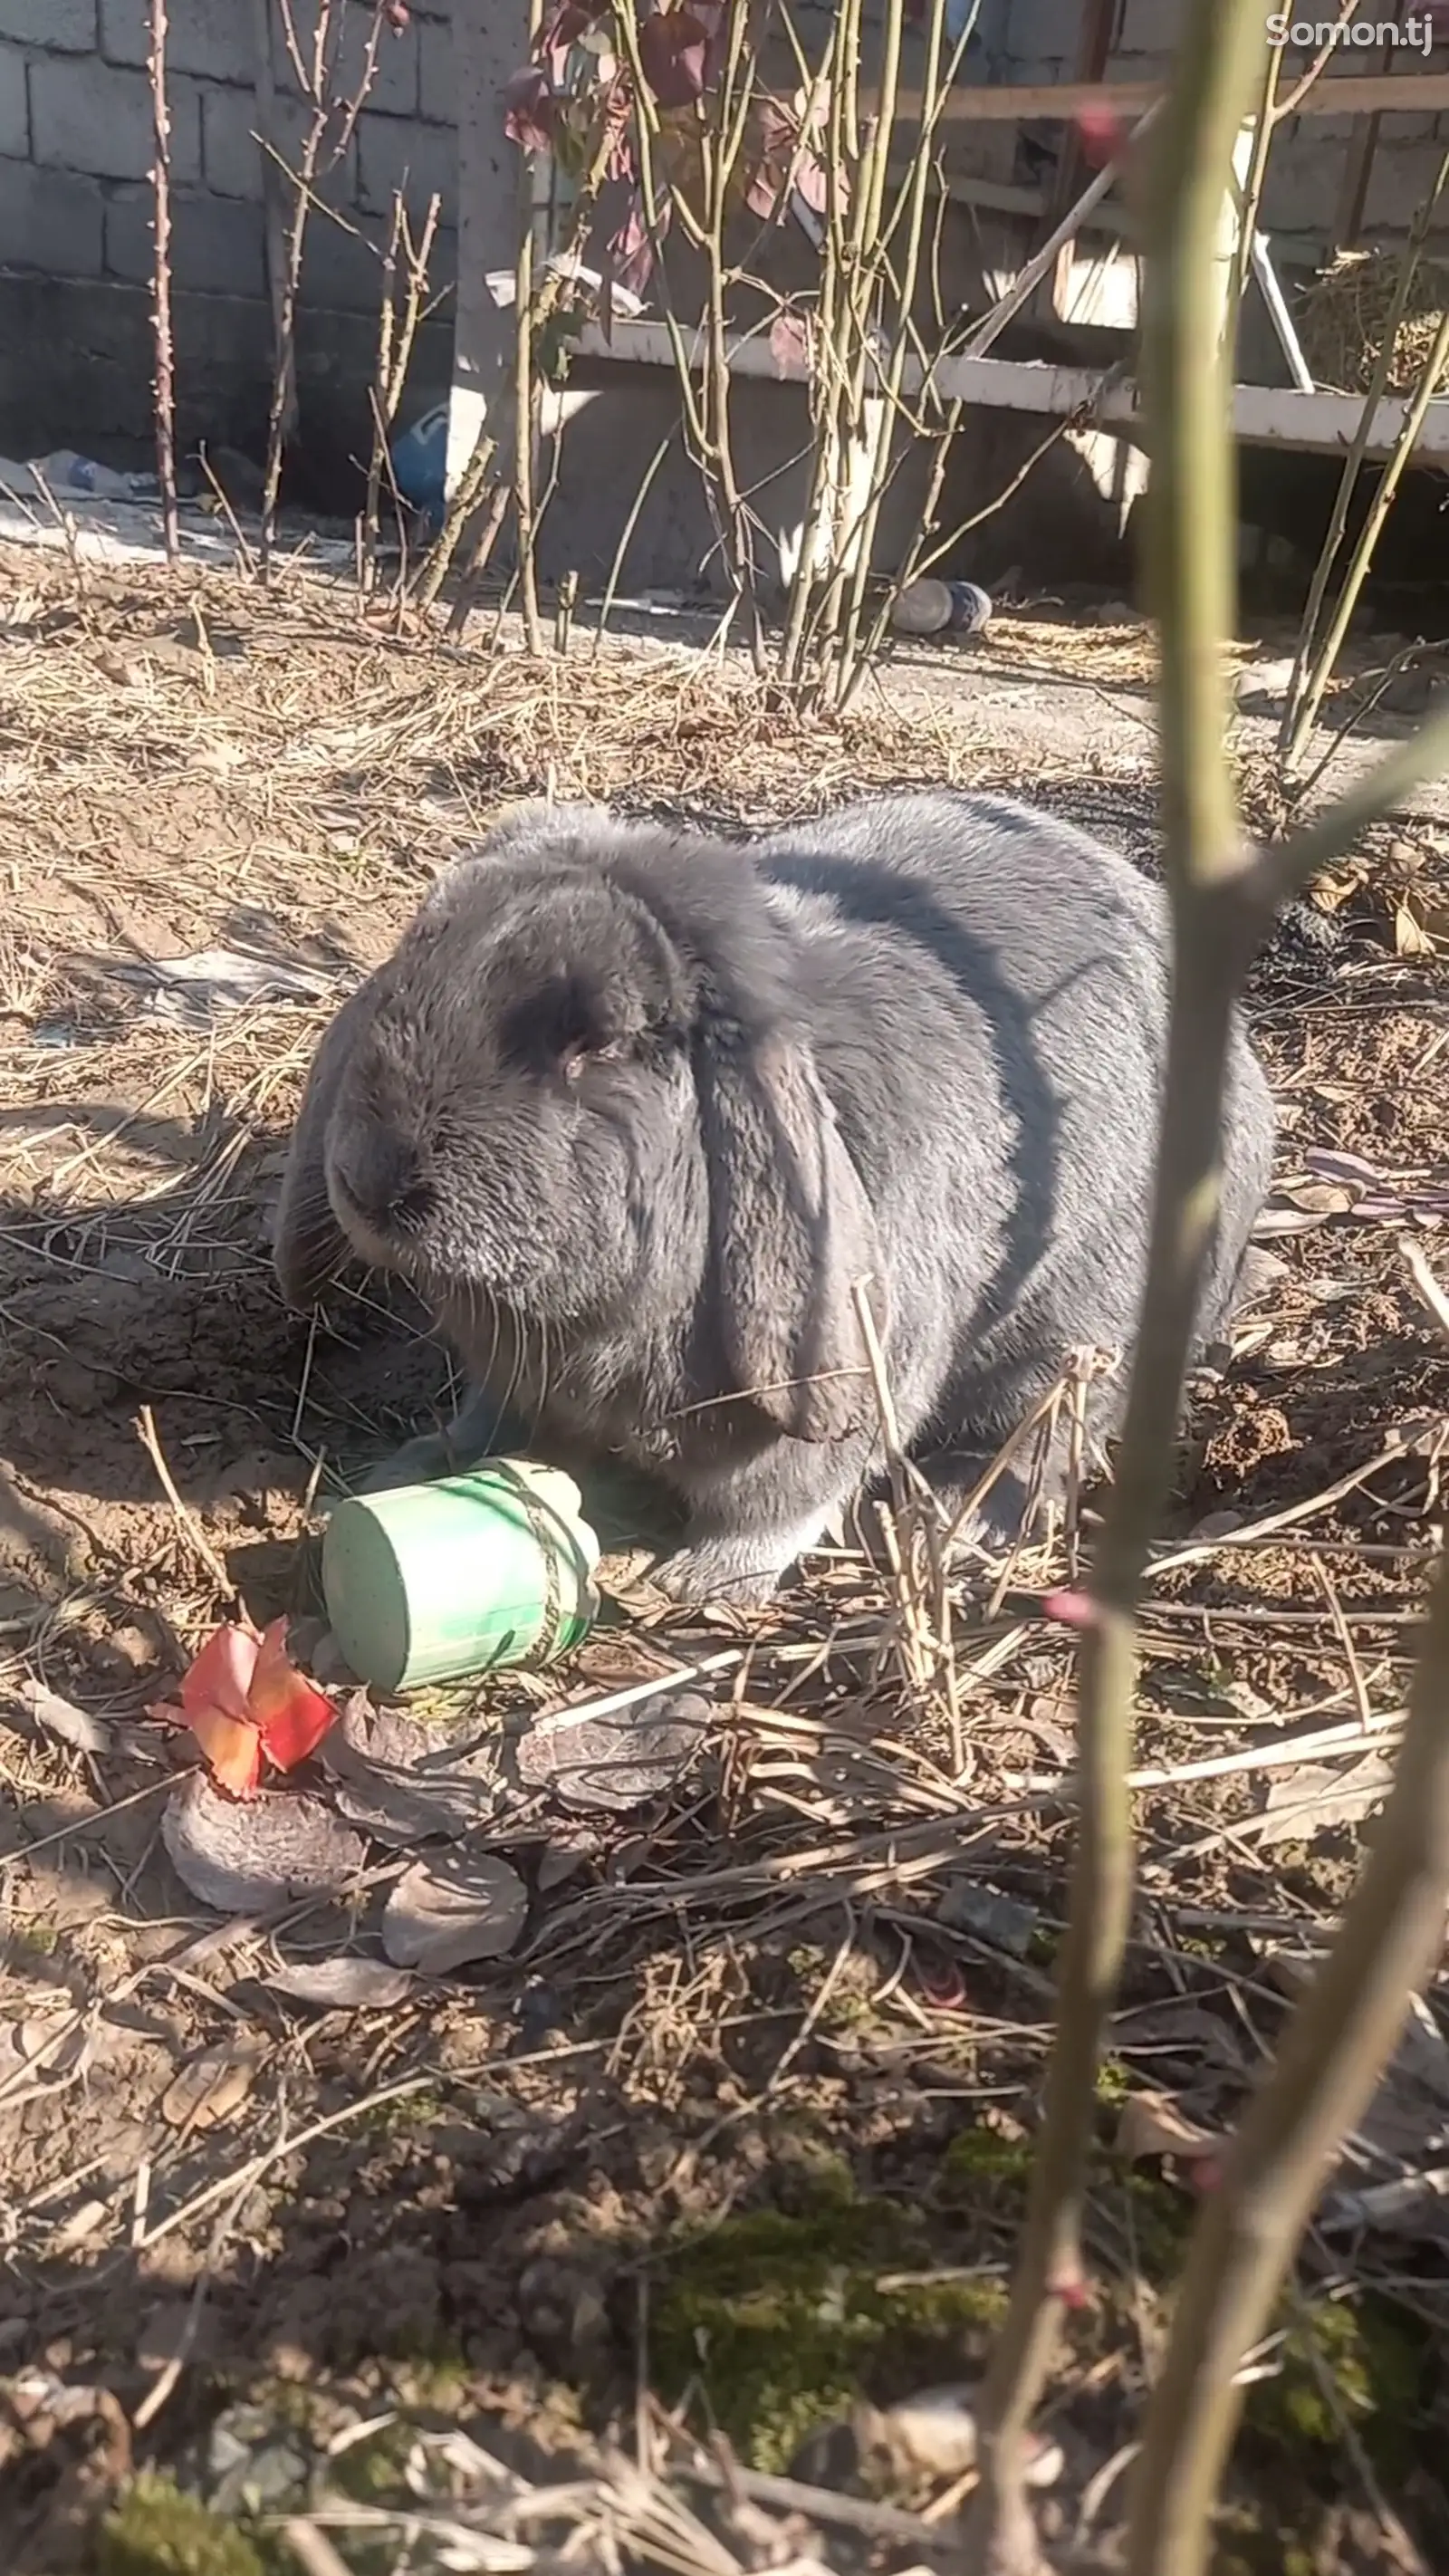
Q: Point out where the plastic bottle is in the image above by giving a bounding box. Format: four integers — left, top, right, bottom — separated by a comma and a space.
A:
388, 406, 449, 533
321, 1458, 600, 1694
889, 576, 993, 638
29, 449, 158, 503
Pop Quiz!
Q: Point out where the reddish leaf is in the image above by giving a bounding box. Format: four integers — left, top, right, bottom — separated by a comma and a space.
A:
638, 9, 711, 109
769, 310, 809, 373
608, 193, 661, 299
185, 1704, 264, 1798
180, 1623, 259, 1725
384, 0, 410, 28
503, 65, 559, 150
792, 146, 831, 217
248, 1619, 337, 1771
540, 0, 609, 45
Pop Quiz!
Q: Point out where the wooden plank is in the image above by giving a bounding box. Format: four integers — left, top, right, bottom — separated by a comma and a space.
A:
573, 320, 1449, 458
877, 72, 1449, 122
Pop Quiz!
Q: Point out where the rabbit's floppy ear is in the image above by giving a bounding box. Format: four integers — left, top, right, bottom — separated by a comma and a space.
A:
272, 982, 374, 1309
698, 1031, 884, 1443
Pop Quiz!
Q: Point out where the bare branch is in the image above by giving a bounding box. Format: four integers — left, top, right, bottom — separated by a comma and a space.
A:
961, 4, 1275, 2564
148, 0, 179, 561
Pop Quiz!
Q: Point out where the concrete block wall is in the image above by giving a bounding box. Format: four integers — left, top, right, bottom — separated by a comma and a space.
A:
0, 0, 460, 318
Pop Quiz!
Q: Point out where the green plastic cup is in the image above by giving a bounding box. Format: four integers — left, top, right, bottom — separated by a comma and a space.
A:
321, 1459, 600, 1694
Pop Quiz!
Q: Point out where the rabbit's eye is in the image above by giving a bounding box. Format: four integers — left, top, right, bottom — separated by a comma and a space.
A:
560, 1035, 625, 1081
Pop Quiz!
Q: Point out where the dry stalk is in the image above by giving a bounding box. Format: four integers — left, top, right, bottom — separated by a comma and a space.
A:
1124, 1532, 1449, 2573
776, 3, 1104, 709
1279, 142, 1449, 775
935, 1, 1449, 2567
514, 0, 547, 660
850, 1279, 963, 1763
1230, 34, 1282, 316
256, 0, 392, 572
611, 0, 765, 663
148, 0, 179, 560
414, 111, 618, 616
361, 187, 441, 596
961, 5, 1323, 2566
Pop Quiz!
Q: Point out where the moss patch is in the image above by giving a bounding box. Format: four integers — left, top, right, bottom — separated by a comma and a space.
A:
650, 2192, 1008, 2472
1244, 2291, 1430, 2476
97, 2478, 265, 2576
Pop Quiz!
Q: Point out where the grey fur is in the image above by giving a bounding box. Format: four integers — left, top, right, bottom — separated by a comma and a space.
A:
272, 790, 1277, 1601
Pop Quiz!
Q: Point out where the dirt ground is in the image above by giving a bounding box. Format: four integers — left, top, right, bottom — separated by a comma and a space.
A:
4, 542, 1449, 2576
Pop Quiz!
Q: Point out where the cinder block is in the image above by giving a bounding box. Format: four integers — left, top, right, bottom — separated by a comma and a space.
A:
1261, 141, 1347, 238
1377, 111, 1444, 144
277, 0, 418, 120
302, 204, 388, 312
100, 0, 257, 86
0, 43, 28, 155
357, 109, 455, 224
418, 15, 454, 124
998, 0, 1072, 72
303, 204, 456, 313
0, 0, 95, 51
1365, 135, 1449, 232
0, 152, 103, 274
105, 180, 267, 296
31, 53, 201, 184
202, 82, 358, 206
1118, 0, 1186, 59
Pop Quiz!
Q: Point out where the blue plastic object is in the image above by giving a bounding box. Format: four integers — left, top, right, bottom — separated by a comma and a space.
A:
389, 404, 448, 532
947, 580, 993, 635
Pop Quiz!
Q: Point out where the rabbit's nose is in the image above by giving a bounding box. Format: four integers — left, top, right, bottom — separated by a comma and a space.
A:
333, 1124, 426, 1231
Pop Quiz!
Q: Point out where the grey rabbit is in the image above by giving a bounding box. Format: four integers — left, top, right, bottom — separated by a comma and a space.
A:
272, 790, 1277, 1604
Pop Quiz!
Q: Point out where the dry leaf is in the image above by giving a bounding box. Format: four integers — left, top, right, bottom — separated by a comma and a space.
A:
1110, 1998, 1245, 2070
1323, 2167, 1449, 2239
160, 2043, 257, 2132
936, 1880, 1038, 1957
15, 1681, 111, 1756
1255, 1752, 1395, 1847
382, 1853, 528, 1973
17, 2016, 92, 2079
1395, 899, 1436, 958
321, 1695, 500, 1845
50, 2198, 110, 2252
1116, 2088, 1223, 2165
854, 2386, 1063, 2488
264, 1956, 415, 2011
136, 2300, 200, 2374
536, 1841, 598, 1892
162, 1773, 368, 1915
515, 1690, 711, 1813
1303, 1147, 1383, 1187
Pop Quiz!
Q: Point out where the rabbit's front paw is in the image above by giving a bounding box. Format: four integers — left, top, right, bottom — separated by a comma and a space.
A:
652, 1533, 793, 1609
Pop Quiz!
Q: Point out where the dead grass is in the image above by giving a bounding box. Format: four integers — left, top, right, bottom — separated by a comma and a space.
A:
2, 543, 1449, 2574
1294, 246, 1449, 399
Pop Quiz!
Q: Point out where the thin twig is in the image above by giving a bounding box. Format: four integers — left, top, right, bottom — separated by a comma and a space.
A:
147, 0, 179, 560
963, 10, 1275, 2568
136, 1402, 243, 1611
